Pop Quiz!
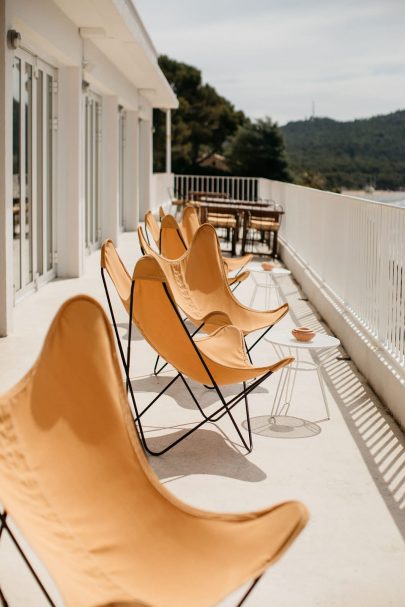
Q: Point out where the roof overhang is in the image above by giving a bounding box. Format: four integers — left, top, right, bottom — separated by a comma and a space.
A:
53, 0, 178, 109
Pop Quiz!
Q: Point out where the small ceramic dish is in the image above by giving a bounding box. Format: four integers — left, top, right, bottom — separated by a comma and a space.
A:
292, 327, 316, 342
261, 262, 274, 271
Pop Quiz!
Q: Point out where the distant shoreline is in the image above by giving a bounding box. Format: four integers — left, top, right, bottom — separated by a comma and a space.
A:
342, 190, 405, 208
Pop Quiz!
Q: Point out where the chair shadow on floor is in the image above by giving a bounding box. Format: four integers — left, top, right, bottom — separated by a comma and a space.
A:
147, 427, 266, 483
129, 373, 268, 412
127, 374, 267, 482
116, 321, 144, 342
283, 281, 405, 542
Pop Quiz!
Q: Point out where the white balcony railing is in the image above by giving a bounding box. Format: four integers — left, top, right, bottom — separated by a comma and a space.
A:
271, 180, 405, 372
174, 174, 259, 201
173, 174, 405, 375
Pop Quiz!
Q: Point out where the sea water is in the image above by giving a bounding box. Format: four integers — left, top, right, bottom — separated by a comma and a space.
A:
344, 190, 405, 209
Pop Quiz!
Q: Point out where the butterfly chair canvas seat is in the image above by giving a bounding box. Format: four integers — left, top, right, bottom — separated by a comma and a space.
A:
139, 222, 249, 289
139, 223, 288, 337
161, 207, 254, 273
0, 296, 308, 607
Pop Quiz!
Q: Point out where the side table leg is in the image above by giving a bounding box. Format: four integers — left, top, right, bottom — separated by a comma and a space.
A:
317, 365, 331, 420
265, 274, 270, 309
270, 348, 297, 419
249, 283, 259, 308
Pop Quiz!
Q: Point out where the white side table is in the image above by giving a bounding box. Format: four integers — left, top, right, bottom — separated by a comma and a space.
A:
265, 331, 340, 424
246, 262, 291, 309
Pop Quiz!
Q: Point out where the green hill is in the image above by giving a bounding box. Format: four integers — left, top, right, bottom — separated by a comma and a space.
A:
281, 111, 405, 190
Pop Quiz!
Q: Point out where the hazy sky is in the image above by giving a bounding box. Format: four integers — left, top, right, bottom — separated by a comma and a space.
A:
135, 0, 405, 125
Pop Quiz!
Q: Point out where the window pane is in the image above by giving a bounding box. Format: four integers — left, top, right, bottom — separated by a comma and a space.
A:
24, 62, 33, 286
119, 110, 125, 229
47, 74, 53, 271
84, 93, 101, 250
37, 70, 43, 276
12, 57, 21, 292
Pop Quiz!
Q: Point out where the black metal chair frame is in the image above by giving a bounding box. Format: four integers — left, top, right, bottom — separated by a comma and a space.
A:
0, 510, 56, 607
101, 268, 279, 457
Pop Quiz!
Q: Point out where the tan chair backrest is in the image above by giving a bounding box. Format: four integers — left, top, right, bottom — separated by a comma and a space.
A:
144, 210, 160, 248
137, 223, 235, 330
159, 215, 188, 259
137, 225, 156, 257
180, 206, 200, 246
101, 239, 132, 311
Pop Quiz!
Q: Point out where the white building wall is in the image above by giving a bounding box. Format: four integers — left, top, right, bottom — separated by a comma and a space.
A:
0, 0, 174, 335
57, 66, 84, 277
138, 108, 153, 220
124, 110, 140, 231
101, 95, 119, 245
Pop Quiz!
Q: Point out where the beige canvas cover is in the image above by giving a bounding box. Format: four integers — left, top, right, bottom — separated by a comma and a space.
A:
137, 223, 288, 335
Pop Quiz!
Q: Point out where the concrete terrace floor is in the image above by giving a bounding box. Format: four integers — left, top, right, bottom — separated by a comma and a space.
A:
1, 230, 405, 607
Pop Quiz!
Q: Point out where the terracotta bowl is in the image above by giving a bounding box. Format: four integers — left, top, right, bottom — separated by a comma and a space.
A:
261, 261, 274, 271
292, 327, 316, 342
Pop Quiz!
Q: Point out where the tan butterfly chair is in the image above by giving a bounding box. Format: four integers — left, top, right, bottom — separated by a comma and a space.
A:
0, 295, 308, 607
137, 223, 288, 353
162, 207, 254, 274
139, 223, 249, 296
101, 242, 293, 454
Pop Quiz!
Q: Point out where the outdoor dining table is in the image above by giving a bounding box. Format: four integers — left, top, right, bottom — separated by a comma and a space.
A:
196, 199, 284, 257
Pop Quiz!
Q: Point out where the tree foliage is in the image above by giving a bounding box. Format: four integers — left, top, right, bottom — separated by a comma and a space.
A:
154, 55, 245, 173
224, 117, 292, 181
282, 112, 405, 190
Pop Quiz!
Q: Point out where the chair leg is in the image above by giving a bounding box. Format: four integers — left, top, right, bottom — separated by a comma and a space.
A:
153, 354, 169, 376
235, 575, 263, 607
242, 382, 253, 453
128, 367, 272, 456
0, 512, 56, 607
246, 324, 273, 354
0, 587, 9, 607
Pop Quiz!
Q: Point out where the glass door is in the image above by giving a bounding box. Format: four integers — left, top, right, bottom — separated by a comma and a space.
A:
12, 49, 57, 300
84, 91, 102, 252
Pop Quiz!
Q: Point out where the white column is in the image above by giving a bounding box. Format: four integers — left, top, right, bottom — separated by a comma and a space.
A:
165, 108, 171, 174
138, 117, 152, 219
57, 66, 84, 277
123, 109, 139, 230
0, 5, 14, 335
101, 95, 119, 244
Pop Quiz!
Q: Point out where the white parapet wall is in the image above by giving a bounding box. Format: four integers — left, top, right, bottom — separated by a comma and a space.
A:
151, 172, 174, 213
270, 180, 405, 429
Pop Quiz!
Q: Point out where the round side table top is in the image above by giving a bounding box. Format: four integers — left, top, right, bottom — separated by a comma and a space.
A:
266, 331, 340, 349
247, 262, 291, 276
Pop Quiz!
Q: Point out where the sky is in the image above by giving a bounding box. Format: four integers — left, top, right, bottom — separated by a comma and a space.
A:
135, 0, 405, 125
